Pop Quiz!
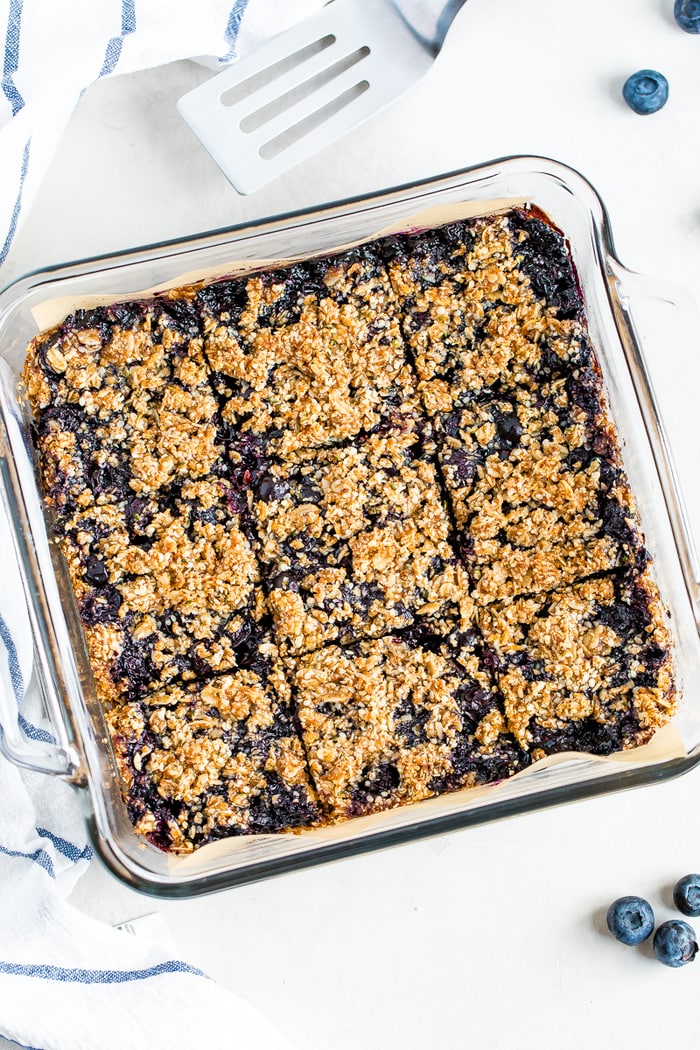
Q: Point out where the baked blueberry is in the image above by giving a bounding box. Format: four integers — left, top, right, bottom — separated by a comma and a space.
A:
292, 630, 523, 820
23, 208, 679, 854
622, 70, 669, 115
673, 874, 700, 917
250, 428, 468, 655
674, 0, 700, 32
653, 920, 698, 967
606, 896, 655, 946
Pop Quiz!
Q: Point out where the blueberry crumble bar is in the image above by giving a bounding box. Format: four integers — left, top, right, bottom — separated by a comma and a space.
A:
438, 377, 644, 603
55, 476, 266, 705
22, 208, 677, 853
23, 297, 221, 515
248, 426, 471, 655
291, 623, 527, 820
476, 567, 675, 756
107, 653, 319, 851
199, 247, 421, 459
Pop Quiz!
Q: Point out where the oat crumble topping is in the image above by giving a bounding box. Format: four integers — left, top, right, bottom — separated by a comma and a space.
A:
23, 208, 677, 853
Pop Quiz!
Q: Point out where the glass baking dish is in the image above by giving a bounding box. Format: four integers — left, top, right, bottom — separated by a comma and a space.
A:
1, 155, 699, 898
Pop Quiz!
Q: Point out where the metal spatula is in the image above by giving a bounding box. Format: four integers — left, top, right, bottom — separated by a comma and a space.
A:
177, 0, 467, 194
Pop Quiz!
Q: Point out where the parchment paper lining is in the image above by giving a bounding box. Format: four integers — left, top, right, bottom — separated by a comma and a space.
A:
26, 195, 685, 854
31, 197, 526, 331
171, 723, 686, 870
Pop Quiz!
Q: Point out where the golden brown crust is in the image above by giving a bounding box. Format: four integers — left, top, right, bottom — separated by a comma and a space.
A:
202, 251, 422, 457
250, 429, 473, 654
477, 568, 676, 750
290, 629, 518, 819
107, 663, 320, 852
22, 209, 678, 852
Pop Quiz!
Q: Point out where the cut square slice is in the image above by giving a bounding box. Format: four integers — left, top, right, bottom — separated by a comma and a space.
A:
198, 245, 421, 457
25, 298, 223, 510
249, 428, 472, 654
386, 212, 587, 418
291, 626, 529, 821
57, 476, 265, 702
23, 295, 209, 422
435, 360, 614, 515
476, 569, 676, 755
107, 662, 319, 853
435, 374, 645, 602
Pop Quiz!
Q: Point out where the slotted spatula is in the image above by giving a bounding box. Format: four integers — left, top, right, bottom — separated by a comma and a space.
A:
177, 0, 467, 194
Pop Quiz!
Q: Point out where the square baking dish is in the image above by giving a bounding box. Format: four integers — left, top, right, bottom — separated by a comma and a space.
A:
1, 155, 699, 897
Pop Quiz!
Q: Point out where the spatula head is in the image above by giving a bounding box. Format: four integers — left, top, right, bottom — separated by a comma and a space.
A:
177, 0, 432, 194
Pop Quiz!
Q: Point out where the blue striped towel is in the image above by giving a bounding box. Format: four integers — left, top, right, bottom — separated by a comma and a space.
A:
0, 0, 324, 269
0, 2, 331, 1047
0, 495, 298, 1050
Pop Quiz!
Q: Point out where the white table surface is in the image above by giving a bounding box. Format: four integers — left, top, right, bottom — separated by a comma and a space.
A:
2, 1, 700, 1047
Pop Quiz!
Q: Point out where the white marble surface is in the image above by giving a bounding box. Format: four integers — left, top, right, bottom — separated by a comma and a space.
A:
3, 1, 700, 1047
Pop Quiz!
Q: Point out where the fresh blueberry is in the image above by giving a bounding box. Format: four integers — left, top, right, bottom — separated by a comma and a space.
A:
673, 874, 700, 917
653, 920, 699, 967
606, 896, 655, 945
674, 0, 700, 32
622, 70, 669, 115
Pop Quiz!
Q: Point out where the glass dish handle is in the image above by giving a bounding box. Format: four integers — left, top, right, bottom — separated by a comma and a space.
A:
611, 263, 700, 629
0, 367, 83, 779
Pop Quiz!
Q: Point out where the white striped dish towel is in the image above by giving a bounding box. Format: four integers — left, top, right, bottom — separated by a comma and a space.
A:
0, 3, 331, 1048
0, 0, 325, 271
0, 496, 299, 1050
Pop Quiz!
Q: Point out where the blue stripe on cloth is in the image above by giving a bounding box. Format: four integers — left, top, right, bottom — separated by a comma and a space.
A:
121, 0, 135, 34
99, 0, 136, 77
0, 611, 24, 701
2, 0, 24, 115
0, 843, 55, 879
98, 35, 123, 77
0, 612, 55, 751
18, 714, 57, 746
0, 959, 209, 983
219, 0, 252, 62
0, 137, 30, 266
35, 827, 92, 864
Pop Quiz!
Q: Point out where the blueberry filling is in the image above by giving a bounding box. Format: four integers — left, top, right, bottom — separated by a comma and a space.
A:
447, 448, 479, 485
395, 696, 432, 745
25, 207, 675, 853
80, 586, 122, 626
256, 476, 290, 502
508, 211, 582, 320
351, 762, 402, 811
84, 556, 109, 586
156, 295, 201, 338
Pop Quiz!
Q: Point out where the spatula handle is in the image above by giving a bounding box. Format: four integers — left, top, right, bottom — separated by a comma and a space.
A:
393, 0, 468, 53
